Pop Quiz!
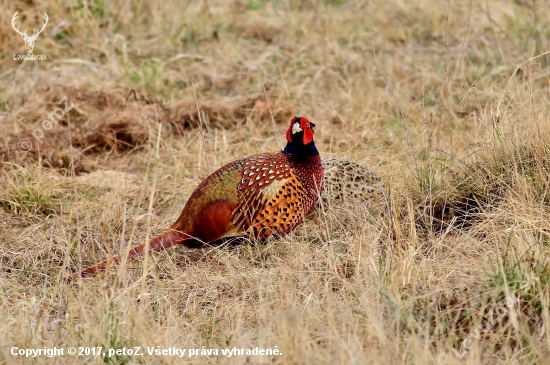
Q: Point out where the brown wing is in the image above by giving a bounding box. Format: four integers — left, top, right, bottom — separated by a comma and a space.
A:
231, 153, 291, 234
172, 157, 247, 242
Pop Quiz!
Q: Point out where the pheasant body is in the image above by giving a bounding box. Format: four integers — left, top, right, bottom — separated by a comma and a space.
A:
68, 117, 323, 281
172, 151, 323, 244
234, 153, 324, 239
321, 158, 383, 203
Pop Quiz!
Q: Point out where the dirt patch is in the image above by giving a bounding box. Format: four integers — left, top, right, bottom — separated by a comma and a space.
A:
169, 94, 293, 132
0, 86, 293, 174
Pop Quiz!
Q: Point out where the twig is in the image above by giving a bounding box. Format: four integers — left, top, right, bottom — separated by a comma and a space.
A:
140, 122, 163, 300
435, 148, 469, 167
455, 0, 473, 69
262, 79, 282, 150
371, 42, 417, 169
191, 81, 210, 170
123, 89, 169, 112
496, 50, 550, 115
191, 81, 208, 134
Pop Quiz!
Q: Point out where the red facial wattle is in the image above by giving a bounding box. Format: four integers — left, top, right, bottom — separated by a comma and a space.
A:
286, 117, 315, 145
285, 120, 292, 144
301, 118, 314, 145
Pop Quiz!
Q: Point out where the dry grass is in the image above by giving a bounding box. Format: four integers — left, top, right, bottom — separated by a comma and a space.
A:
2, 0, 550, 363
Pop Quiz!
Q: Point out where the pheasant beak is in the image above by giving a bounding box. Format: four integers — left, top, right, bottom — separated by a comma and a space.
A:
292, 122, 303, 134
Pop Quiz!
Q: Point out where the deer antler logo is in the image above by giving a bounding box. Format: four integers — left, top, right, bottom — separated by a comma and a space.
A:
12, 11, 49, 54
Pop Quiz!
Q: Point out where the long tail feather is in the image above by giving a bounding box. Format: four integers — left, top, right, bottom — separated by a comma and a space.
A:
64, 230, 187, 282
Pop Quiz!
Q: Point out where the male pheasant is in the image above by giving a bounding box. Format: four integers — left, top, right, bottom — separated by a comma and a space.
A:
67, 116, 324, 281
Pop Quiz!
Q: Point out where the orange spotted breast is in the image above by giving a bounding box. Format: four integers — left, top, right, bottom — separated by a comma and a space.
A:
232, 152, 324, 239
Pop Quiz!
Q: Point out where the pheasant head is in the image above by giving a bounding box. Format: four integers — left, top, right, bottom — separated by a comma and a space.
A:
284, 116, 319, 157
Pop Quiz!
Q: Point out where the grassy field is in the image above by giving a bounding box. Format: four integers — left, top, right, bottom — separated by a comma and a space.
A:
2, 0, 550, 363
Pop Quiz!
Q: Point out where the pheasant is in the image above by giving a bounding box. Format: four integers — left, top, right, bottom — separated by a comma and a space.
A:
66, 116, 324, 281
321, 158, 384, 204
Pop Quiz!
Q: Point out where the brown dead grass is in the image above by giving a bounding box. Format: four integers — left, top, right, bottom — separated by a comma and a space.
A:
1, 85, 293, 175
2, 0, 550, 364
